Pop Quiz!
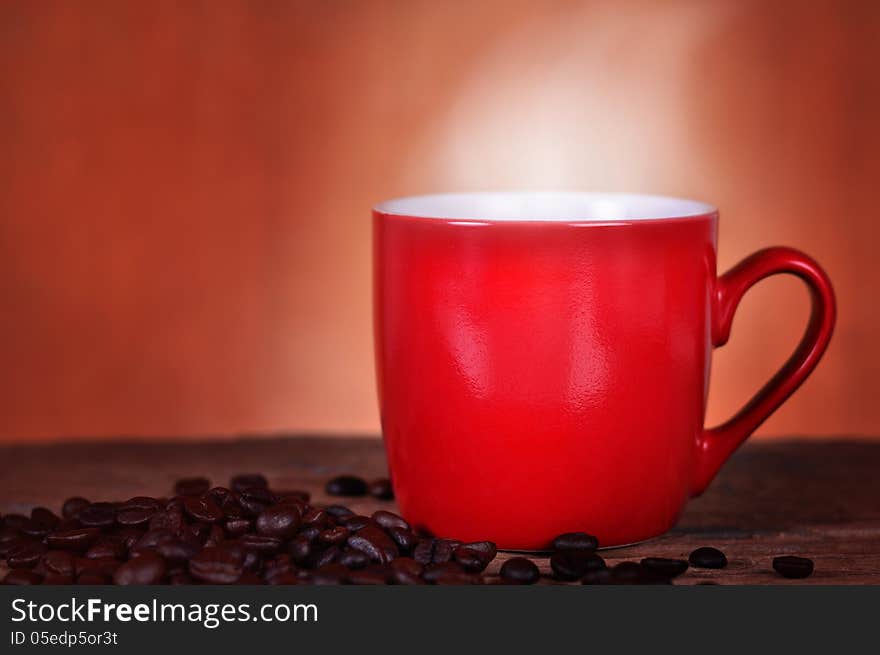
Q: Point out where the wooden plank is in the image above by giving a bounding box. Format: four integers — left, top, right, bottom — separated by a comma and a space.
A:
1, 437, 878, 584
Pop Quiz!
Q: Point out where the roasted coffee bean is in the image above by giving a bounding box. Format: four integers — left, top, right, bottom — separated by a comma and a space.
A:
78, 503, 117, 528
7, 542, 48, 569
346, 525, 398, 564
3, 514, 28, 530
413, 539, 434, 565
552, 532, 599, 552
237, 487, 276, 517
339, 549, 370, 569
581, 567, 614, 585
550, 550, 606, 581
499, 557, 540, 585
240, 534, 282, 555
156, 539, 200, 563
174, 477, 211, 497
610, 562, 643, 583
76, 556, 122, 578
3, 569, 43, 585
368, 478, 394, 500
318, 526, 350, 546
76, 572, 108, 585
297, 525, 321, 543
230, 474, 268, 493
372, 510, 409, 532
20, 519, 53, 538
120, 497, 162, 513
43, 550, 75, 576
388, 527, 416, 553
460, 541, 497, 562
148, 507, 185, 534
340, 515, 373, 531
116, 507, 155, 527
255, 505, 301, 539
313, 545, 341, 568
311, 563, 348, 585
640, 557, 688, 578
182, 496, 224, 523
116, 528, 144, 551
437, 571, 482, 585
325, 475, 368, 497
388, 557, 424, 584
224, 518, 252, 536
47, 527, 101, 552
422, 561, 465, 583
325, 505, 355, 518
113, 553, 166, 585
85, 539, 127, 560
347, 568, 389, 585
61, 497, 90, 520
454, 547, 490, 573
189, 546, 244, 584
43, 573, 73, 585
289, 537, 312, 565
133, 529, 175, 552
689, 547, 727, 569
772, 555, 814, 579
432, 540, 454, 564
301, 508, 329, 527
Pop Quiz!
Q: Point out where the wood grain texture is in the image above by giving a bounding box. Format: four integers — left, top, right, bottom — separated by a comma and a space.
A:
2, 437, 878, 584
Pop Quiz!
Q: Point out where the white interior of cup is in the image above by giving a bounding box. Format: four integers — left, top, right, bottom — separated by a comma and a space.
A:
374, 191, 715, 222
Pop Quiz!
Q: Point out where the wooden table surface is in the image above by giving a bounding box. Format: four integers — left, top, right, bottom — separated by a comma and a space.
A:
2, 437, 878, 584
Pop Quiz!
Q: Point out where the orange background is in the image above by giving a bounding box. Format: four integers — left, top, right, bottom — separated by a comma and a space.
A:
1, 0, 877, 443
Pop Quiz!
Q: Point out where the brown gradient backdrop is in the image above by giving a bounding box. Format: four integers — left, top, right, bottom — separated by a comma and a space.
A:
1, 0, 878, 443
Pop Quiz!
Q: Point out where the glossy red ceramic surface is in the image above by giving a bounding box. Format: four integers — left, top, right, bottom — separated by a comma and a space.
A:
373, 194, 835, 549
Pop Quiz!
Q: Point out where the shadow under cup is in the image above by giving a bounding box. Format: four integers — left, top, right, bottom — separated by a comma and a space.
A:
372, 192, 834, 550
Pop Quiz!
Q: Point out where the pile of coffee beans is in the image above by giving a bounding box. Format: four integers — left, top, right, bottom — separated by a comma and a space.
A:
0, 473, 813, 585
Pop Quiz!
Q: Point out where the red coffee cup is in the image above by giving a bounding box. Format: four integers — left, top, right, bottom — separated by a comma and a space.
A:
373, 192, 835, 549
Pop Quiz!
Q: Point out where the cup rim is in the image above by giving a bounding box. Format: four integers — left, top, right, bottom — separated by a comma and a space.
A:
373, 191, 717, 224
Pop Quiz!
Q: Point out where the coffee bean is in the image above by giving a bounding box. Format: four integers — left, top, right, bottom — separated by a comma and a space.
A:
44, 573, 74, 585
347, 569, 388, 585
640, 557, 688, 578
182, 496, 224, 524
311, 563, 348, 585
340, 515, 373, 531
550, 550, 606, 581
368, 478, 394, 500
76, 572, 108, 585
552, 532, 599, 552
453, 547, 488, 573
339, 549, 370, 569
772, 555, 814, 579
313, 545, 340, 568
297, 525, 321, 543
189, 546, 244, 584
500, 557, 540, 584
372, 510, 409, 532
689, 547, 727, 569
432, 539, 454, 564
276, 490, 311, 504
239, 534, 282, 555
116, 507, 155, 527
436, 571, 482, 585
423, 561, 465, 583
148, 508, 185, 534
611, 561, 643, 583
156, 540, 200, 563
43, 550, 75, 576
325, 475, 368, 497
119, 497, 162, 513
325, 505, 355, 518
113, 553, 167, 585
3, 569, 43, 585
255, 505, 301, 539
387, 527, 416, 553
289, 537, 312, 565
237, 487, 276, 517
3, 514, 28, 530
413, 538, 434, 565
389, 557, 424, 584
78, 503, 117, 528
346, 525, 399, 564
85, 539, 127, 560
61, 497, 90, 520
174, 477, 211, 497
20, 519, 53, 538
581, 568, 613, 585
318, 526, 350, 546
7, 542, 48, 569
460, 541, 497, 562
76, 556, 122, 578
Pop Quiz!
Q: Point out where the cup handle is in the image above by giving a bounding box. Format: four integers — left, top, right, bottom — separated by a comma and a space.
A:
691, 247, 836, 496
